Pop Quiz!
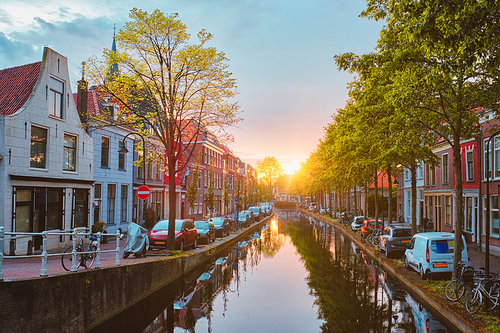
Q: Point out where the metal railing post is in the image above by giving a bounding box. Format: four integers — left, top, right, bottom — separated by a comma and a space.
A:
115, 230, 121, 266
71, 230, 78, 272
40, 231, 48, 276
0, 226, 4, 281
95, 232, 101, 269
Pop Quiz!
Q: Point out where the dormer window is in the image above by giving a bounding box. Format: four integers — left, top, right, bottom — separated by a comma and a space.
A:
49, 77, 64, 119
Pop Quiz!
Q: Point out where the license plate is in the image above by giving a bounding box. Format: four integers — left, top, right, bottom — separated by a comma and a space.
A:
433, 263, 447, 268
155, 241, 165, 245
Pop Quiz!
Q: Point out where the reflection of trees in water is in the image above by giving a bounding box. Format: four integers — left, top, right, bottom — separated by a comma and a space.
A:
203, 282, 215, 333
286, 219, 414, 333
184, 303, 196, 333
260, 229, 285, 259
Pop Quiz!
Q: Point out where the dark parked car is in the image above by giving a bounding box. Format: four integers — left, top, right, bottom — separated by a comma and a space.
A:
148, 219, 197, 251
194, 220, 216, 244
379, 224, 412, 257
211, 217, 231, 237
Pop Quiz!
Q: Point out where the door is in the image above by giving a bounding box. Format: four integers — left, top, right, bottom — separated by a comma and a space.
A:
33, 188, 47, 250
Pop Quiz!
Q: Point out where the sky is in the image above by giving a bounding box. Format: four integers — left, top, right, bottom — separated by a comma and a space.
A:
0, 0, 384, 174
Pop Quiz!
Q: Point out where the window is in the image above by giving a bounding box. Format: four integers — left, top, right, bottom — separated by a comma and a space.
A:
121, 185, 128, 222
492, 195, 499, 236
156, 156, 162, 180
431, 166, 436, 186
147, 153, 153, 180
15, 188, 32, 232
496, 137, 500, 178
137, 150, 144, 180
107, 184, 116, 224
118, 140, 125, 170
30, 126, 47, 168
73, 189, 88, 228
101, 137, 109, 168
425, 164, 430, 186
445, 196, 451, 225
442, 154, 448, 184
466, 197, 473, 232
466, 151, 474, 181
485, 139, 492, 179
63, 134, 76, 171
95, 184, 102, 199
49, 77, 64, 118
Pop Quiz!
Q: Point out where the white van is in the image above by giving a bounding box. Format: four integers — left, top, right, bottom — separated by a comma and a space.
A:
404, 232, 469, 279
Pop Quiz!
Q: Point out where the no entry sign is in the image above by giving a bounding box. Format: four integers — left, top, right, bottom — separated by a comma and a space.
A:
137, 185, 151, 200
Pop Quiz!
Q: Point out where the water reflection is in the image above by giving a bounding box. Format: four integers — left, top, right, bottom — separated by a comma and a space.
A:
95, 210, 453, 333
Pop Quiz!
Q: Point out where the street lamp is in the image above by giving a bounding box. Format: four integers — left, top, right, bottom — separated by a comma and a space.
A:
118, 132, 147, 225
485, 130, 500, 280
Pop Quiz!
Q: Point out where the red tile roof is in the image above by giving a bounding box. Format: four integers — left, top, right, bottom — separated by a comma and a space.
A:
0, 62, 41, 115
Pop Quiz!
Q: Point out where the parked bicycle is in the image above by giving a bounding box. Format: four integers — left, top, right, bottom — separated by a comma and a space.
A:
61, 234, 99, 271
465, 272, 500, 314
444, 261, 477, 304
370, 228, 382, 247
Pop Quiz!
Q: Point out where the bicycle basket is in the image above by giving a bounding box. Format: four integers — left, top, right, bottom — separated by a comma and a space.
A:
461, 266, 475, 284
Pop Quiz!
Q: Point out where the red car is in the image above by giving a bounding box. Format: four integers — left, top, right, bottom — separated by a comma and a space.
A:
360, 219, 383, 237
148, 219, 197, 251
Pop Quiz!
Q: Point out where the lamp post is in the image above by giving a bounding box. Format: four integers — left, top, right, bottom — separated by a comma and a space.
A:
485, 131, 500, 280
118, 132, 147, 225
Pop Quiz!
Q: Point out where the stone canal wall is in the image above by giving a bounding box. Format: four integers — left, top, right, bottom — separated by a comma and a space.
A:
305, 210, 478, 333
0, 217, 272, 333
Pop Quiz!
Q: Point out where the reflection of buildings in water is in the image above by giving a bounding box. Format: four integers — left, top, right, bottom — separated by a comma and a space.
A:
142, 249, 238, 333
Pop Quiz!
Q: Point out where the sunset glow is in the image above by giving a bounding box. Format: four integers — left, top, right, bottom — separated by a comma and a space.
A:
283, 162, 301, 175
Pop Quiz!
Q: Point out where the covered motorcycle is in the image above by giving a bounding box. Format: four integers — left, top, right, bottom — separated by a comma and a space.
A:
123, 222, 149, 258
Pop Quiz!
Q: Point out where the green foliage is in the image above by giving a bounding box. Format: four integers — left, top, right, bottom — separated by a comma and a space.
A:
186, 165, 200, 217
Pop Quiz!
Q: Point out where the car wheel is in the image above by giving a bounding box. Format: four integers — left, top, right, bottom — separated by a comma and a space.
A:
420, 266, 426, 279
192, 237, 198, 249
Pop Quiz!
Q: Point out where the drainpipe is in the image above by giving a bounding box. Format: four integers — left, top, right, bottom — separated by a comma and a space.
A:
478, 129, 482, 249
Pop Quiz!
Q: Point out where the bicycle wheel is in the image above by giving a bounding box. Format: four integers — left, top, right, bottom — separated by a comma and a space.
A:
445, 279, 465, 302
372, 235, 380, 247
366, 234, 373, 245
465, 289, 482, 314
488, 282, 500, 310
82, 245, 97, 269
61, 246, 76, 271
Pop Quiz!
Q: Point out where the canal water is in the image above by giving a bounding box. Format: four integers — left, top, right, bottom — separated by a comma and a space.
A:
91, 210, 454, 333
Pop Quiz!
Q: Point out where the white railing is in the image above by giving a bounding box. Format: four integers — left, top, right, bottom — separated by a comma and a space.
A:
0, 226, 123, 281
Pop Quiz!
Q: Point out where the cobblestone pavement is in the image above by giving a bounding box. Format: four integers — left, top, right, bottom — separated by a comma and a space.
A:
468, 244, 500, 275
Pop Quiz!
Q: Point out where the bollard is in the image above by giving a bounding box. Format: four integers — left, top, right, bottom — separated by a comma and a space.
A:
27, 239, 33, 255
95, 232, 101, 269
0, 226, 4, 281
9, 239, 15, 256
71, 230, 77, 272
40, 231, 48, 276
115, 230, 121, 266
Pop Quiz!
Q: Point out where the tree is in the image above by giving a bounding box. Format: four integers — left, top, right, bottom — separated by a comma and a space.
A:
256, 157, 285, 187
204, 167, 216, 217
362, 0, 500, 277
186, 165, 200, 219
87, 9, 241, 250
222, 173, 231, 215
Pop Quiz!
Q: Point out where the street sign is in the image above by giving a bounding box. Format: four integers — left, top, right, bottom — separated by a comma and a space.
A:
137, 185, 151, 200
235, 198, 239, 203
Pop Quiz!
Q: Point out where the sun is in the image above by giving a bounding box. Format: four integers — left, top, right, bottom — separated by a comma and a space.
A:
282, 162, 301, 175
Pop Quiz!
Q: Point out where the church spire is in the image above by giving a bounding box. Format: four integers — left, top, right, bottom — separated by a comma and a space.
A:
107, 24, 119, 81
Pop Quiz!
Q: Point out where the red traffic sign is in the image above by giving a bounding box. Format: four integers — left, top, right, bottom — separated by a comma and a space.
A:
137, 185, 151, 200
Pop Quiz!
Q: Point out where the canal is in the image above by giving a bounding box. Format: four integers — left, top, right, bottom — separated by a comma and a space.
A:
90, 210, 454, 333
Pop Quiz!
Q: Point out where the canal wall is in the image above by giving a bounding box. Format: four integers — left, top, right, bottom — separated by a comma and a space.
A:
0, 216, 272, 333
305, 210, 479, 333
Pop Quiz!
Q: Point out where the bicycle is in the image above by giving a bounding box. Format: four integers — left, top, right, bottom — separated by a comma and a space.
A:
370, 228, 382, 247
465, 273, 500, 314
444, 261, 477, 303
61, 234, 99, 271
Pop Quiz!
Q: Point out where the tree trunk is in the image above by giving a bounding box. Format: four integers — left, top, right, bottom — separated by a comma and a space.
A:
347, 186, 351, 214
411, 161, 417, 235
354, 185, 358, 216
166, 154, 177, 251
374, 169, 379, 228
452, 138, 464, 279
387, 166, 392, 225
364, 182, 368, 220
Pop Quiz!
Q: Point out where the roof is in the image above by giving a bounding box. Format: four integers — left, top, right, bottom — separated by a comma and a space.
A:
0, 62, 41, 115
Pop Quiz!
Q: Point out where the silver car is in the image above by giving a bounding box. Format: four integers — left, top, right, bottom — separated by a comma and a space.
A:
351, 216, 365, 231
